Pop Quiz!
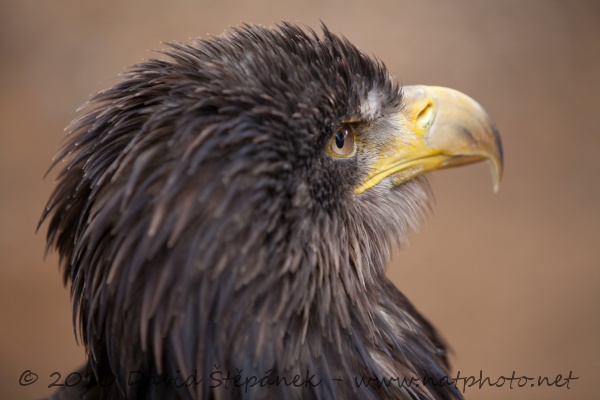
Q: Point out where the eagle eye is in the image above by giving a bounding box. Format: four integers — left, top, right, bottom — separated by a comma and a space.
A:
328, 124, 356, 158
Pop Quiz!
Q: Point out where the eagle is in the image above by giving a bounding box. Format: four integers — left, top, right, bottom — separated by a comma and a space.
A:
41, 23, 502, 400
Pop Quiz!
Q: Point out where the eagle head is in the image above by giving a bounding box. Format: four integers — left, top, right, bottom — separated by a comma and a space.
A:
42, 22, 502, 400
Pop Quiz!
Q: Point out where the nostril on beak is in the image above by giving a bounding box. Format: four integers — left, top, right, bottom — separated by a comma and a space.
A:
416, 102, 435, 129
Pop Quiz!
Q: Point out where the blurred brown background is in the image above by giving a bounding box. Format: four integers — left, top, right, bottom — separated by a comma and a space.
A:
1, 1, 598, 399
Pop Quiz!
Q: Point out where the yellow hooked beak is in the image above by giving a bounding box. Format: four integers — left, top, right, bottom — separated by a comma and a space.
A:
355, 85, 503, 194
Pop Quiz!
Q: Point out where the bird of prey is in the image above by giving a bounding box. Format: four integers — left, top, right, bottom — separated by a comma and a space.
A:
41, 23, 502, 400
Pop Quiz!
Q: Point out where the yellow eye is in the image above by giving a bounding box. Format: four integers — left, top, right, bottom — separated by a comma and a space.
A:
328, 124, 356, 158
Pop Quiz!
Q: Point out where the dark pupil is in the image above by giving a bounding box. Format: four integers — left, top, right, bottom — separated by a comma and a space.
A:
335, 130, 345, 149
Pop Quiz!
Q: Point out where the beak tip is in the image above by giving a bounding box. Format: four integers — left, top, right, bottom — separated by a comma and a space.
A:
490, 158, 503, 193
493, 181, 501, 194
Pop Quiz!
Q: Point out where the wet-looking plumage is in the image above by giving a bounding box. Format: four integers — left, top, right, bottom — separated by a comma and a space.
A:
41, 23, 502, 400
